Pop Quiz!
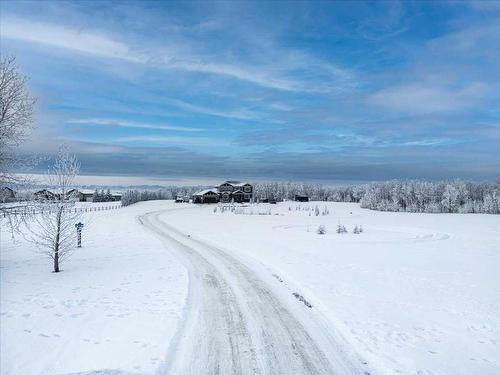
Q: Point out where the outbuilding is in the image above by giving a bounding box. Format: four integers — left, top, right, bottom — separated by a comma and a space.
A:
0, 187, 15, 202
192, 189, 220, 204
34, 189, 56, 200
295, 194, 309, 202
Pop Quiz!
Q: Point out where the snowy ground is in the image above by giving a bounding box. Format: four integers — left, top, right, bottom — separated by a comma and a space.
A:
160, 201, 499, 375
0, 201, 187, 375
1, 200, 498, 375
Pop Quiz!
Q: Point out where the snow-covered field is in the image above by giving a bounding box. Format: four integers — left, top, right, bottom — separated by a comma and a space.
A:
161, 201, 499, 375
0, 201, 187, 375
1, 200, 498, 375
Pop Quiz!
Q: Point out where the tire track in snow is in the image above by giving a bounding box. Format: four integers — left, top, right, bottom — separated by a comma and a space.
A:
142, 210, 368, 375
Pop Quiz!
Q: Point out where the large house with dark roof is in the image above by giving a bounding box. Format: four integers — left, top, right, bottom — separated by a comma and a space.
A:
192, 181, 253, 204
218, 181, 253, 203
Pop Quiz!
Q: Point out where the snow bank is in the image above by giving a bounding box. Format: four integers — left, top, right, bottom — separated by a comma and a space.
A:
162, 202, 499, 375
0, 201, 187, 375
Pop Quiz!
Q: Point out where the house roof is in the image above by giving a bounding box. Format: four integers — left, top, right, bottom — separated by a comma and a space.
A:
193, 188, 219, 196
221, 181, 250, 187
35, 189, 54, 194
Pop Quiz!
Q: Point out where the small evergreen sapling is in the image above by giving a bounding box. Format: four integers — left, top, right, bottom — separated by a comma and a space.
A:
336, 222, 347, 234
317, 225, 326, 235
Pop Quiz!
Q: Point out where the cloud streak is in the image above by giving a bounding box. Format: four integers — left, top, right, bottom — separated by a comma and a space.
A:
368, 82, 489, 114
1, 15, 352, 93
1, 17, 146, 63
67, 118, 204, 132
112, 135, 223, 146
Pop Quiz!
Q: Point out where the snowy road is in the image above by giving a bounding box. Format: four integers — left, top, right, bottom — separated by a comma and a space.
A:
142, 209, 368, 375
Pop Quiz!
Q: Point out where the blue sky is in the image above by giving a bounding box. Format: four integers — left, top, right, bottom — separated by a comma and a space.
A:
1, 0, 499, 182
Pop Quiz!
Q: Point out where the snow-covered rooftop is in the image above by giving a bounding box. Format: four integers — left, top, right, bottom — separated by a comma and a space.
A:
193, 188, 219, 196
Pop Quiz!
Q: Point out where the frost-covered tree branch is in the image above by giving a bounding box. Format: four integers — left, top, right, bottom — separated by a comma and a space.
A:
23, 147, 82, 272
0, 56, 38, 230
0, 55, 37, 185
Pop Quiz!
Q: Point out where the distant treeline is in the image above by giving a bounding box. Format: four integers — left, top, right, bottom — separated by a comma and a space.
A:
253, 182, 365, 203
254, 180, 499, 214
121, 186, 203, 206
359, 180, 499, 214
92, 189, 115, 202
121, 180, 499, 214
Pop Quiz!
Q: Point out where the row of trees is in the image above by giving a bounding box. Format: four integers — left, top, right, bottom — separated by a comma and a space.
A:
255, 180, 499, 214
253, 182, 365, 203
121, 186, 202, 206
92, 189, 114, 202
360, 180, 499, 214
121, 180, 499, 214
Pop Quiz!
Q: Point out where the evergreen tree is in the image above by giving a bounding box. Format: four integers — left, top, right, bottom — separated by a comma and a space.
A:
92, 189, 99, 202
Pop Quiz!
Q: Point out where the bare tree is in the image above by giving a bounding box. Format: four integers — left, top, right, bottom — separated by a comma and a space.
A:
0, 55, 37, 185
24, 147, 81, 272
0, 56, 37, 231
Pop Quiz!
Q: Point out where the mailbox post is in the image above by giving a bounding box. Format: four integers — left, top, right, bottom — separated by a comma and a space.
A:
75, 222, 84, 247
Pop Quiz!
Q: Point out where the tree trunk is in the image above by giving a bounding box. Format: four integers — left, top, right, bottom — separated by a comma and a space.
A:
53, 207, 62, 273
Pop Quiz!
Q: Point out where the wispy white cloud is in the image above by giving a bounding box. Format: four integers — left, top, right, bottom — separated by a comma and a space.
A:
113, 135, 221, 145
1, 17, 147, 63
368, 81, 489, 114
167, 60, 299, 91
1, 16, 353, 93
67, 118, 204, 132
164, 98, 260, 120
398, 139, 458, 147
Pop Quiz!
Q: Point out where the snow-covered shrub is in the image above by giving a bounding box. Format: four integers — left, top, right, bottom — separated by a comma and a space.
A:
317, 225, 326, 235
315, 205, 320, 216
353, 225, 359, 234
336, 223, 347, 234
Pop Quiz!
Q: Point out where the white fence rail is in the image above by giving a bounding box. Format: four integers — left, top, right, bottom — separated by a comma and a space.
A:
2, 204, 122, 217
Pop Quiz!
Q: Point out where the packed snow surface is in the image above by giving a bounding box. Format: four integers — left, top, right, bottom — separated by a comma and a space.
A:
1, 200, 498, 375
161, 201, 499, 375
0, 201, 188, 375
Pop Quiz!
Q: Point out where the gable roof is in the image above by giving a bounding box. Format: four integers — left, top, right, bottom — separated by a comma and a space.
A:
193, 188, 219, 196
221, 181, 251, 187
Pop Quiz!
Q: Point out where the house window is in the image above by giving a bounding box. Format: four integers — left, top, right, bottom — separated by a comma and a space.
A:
244, 186, 251, 193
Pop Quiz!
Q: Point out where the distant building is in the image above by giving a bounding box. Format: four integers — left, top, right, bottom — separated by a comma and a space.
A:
175, 195, 189, 203
65, 189, 84, 201
218, 181, 253, 203
192, 189, 220, 204
295, 194, 309, 202
192, 181, 254, 204
0, 187, 15, 202
80, 190, 95, 202
34, 189, 56, 200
